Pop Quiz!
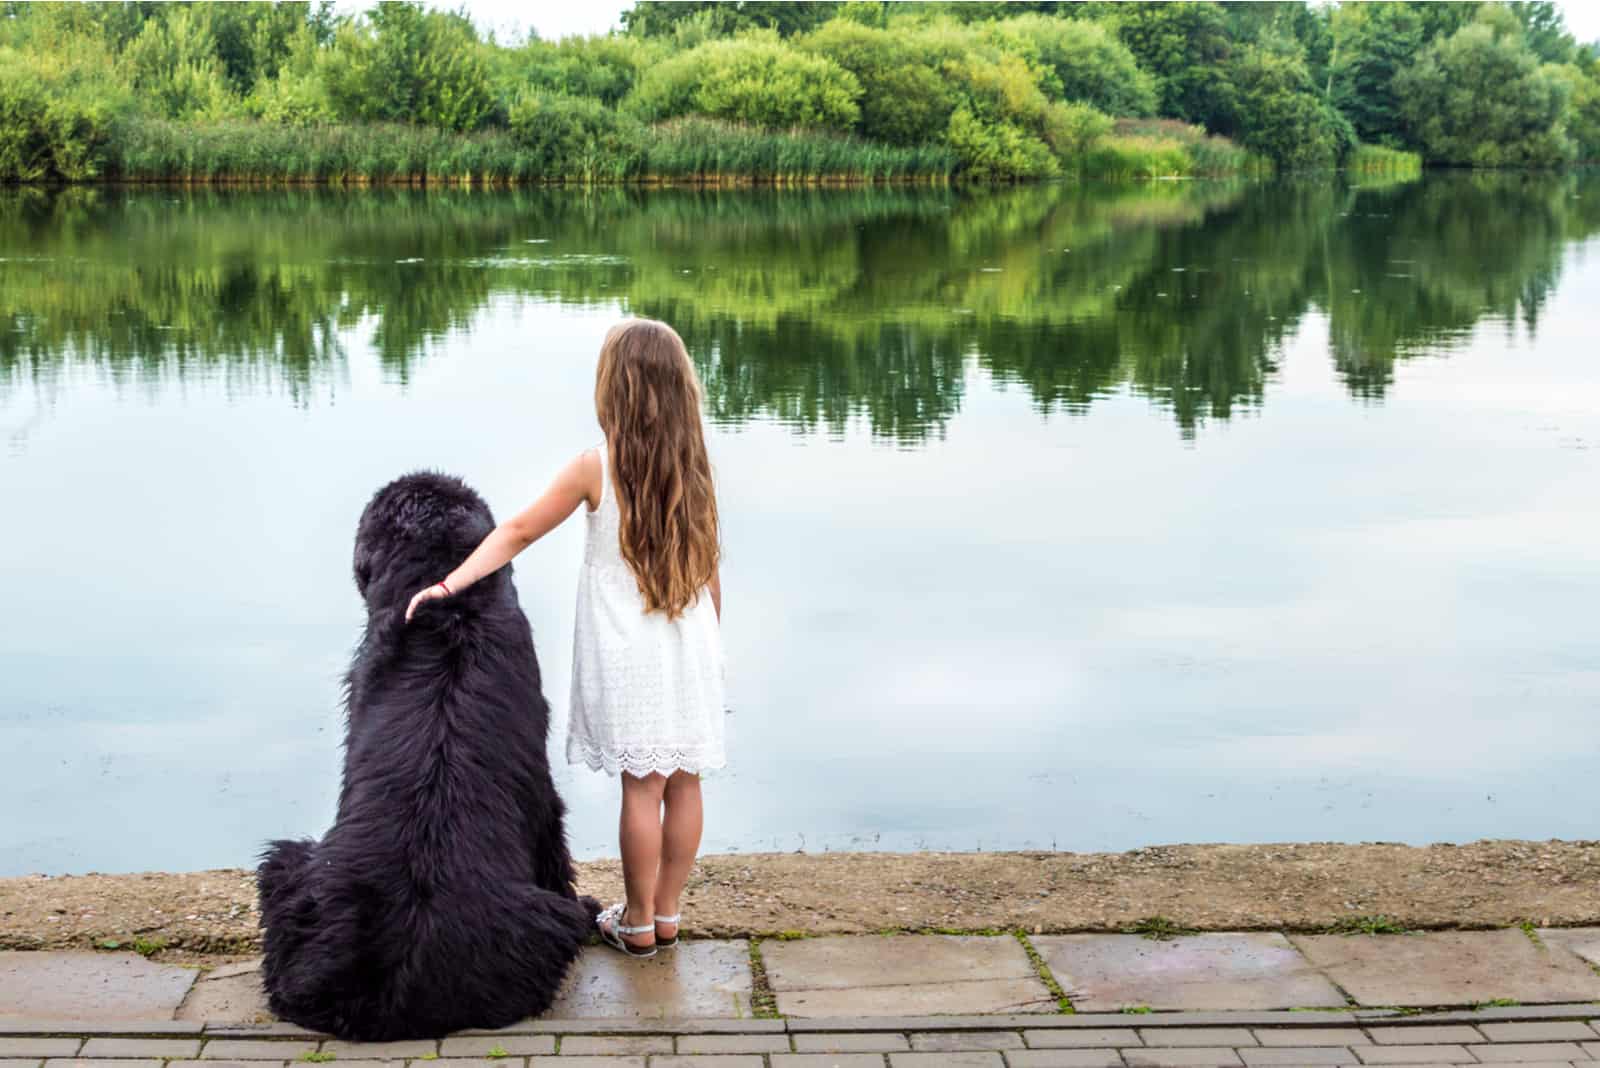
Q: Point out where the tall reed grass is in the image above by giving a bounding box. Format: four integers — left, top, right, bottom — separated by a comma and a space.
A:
1346, 143, 1423, 179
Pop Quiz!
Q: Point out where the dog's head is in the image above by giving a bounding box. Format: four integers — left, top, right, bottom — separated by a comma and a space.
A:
353, 472, 498, 610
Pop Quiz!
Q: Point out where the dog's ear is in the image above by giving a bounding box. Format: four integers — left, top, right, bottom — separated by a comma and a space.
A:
353, 537, 375, 596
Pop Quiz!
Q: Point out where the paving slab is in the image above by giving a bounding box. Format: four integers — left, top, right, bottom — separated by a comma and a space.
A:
1021, 1032, 1137, 1050
1475, 1023, 1595, 1043
546, 942, 752, 1020
888, 1054, 1005, 1068
0, 953, 197, 1022
673, 1036, 791, 1054
793, 1036, 911, 1054
777, 980, 1054, 1019
1122, 1050, 1242, 1067
764, 937, 1053, 1019
439, 1036, 556, 1057
559, 1037, 672, 1055
78, 1038, 202, 1059
1252, 1031, 1369, 1048
651, 1057, 766, 1068
0, 1045, 79, 1060
1139, 1031, 1256, 1049
1237, 1049, 1354, 1066
771, 1056, 887, 1068
1003, 1052, 1125, 1068
1466, 1043, 1589, 1062
1032, 936, 1345, 1013
1352, 1047, 1471, 1064
198, 1039, 318, 1060
1365, 1029, 1483, 1046
910, 1034, 1025, 1053
1290, 932, 1600, 1008
177, 970, 270, 1026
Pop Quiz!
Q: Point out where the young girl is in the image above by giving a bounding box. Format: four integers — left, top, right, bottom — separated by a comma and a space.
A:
405, 318, 725, 959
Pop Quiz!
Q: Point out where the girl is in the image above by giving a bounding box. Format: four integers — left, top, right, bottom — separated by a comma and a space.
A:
405, 318, 725, 959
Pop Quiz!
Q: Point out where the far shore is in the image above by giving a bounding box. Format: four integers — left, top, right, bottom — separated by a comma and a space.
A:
3, 840, 1596, 960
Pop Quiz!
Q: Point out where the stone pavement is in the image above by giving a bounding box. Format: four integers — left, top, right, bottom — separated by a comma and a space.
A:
7, 928, 1600, 1065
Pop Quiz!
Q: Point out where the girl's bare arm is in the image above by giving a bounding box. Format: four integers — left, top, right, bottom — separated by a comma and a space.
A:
405, 451, 600, 621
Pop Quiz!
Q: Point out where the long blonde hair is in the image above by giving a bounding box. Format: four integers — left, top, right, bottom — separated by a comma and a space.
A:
595, 318, 720, 619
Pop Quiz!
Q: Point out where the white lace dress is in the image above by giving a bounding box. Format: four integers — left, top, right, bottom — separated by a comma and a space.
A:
566, 443, 727, 777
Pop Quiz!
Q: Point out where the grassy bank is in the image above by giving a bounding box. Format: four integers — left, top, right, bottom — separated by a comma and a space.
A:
1084, 119, 1273, 179
11, 116, 1273, 187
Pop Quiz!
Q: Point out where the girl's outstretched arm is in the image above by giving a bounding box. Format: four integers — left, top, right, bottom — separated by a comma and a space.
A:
405, 451, 600, 621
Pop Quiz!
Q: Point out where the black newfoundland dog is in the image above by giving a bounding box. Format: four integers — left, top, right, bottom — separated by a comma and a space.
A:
257, 472, 597, 1039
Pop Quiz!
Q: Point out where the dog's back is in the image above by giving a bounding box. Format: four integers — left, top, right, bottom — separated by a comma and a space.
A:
258, 473, 594, 1039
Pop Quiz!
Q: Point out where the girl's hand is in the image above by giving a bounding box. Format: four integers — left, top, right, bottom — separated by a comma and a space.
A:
405, 583, 450, 622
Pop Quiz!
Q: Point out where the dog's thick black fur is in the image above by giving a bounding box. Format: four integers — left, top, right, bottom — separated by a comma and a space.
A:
257, 472, 598, 1040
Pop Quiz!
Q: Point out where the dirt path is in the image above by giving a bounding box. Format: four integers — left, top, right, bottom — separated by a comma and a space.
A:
3, 841, 1597, 957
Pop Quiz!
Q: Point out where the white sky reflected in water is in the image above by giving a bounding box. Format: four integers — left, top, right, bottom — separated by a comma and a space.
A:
3, 221, 1599, 874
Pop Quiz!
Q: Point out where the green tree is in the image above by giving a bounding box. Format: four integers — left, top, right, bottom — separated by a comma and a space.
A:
319, 2, 495, 131
122, 4, 234, 120
623, 2, 839, 39
1396, 6, 1574, 166
799, 20, 956, 145
1107, 2, 1238, 131
985, 14, 1157, 116
1328, 2, 1424, 147
1229, 43, 1349, 169
628, 36, 861, 131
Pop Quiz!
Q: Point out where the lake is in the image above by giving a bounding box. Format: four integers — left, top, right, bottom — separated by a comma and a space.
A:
2, 175, 1598, 877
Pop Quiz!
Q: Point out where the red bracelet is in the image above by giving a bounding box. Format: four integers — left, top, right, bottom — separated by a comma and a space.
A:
437, 581, 452, 596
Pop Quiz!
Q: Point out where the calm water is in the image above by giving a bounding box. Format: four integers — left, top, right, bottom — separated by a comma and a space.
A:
3, 176, 1598, 877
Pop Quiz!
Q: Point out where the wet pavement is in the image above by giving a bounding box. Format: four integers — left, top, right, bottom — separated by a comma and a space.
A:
5, 929, 1600, 1057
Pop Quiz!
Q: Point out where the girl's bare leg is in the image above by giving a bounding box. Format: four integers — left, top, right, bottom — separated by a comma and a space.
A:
654, 770, 703, 939
616, 771, 666, 949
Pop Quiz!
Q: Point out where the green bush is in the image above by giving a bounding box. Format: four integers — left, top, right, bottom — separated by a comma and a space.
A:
1229, 45, 1350, 170
985, 15, 1157, 117
0, 48, 128, 181
629, 36, 862, 131
498, 34, 656, 109
319, 3, 496, 132
1396, 8, 1574, 167
508, 91, 641, 182
945, 107, 1057, 180
799, 20, 956, 146
121, 4, 234, 120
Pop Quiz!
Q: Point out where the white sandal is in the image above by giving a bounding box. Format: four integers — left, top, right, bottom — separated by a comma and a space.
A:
655, 913, 681, 948
596, 903, 656, 958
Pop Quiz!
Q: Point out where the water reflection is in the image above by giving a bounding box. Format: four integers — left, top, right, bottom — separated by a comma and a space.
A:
2, 175, 1597, 439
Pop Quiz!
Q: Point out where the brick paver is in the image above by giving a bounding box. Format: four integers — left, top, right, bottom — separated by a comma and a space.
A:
1366, 1029, 1484, 1047
911, 1034, 1026, 1052
1004, 1052, 1125, 1068
77, 1041, 201, 1060
560, 1039, 673, 1056
889, 1054, 1007, 1068
1475, 1024, 1595, 1043
1252, 1030, 1369, 1048
319, 1040, 437, 1058
650, 1057, 766, 1068
796, 1035, 913, 1053
0, 1045, 80, 1060
1022, 1032, 1139, 1049
1238, 1048, 1353, 1065
673, 1036, 791, 1055
529, 1058, 646, 1068
199, 1039, 319, 1060
440, 1037, 558, 1057
1122, 1049, 1242, 1067
1353, 1046, 1472, 1064
1464, 1043, 1589, 1062
1140, 1031, 1256, 1049
771, 1055, 887, 1068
